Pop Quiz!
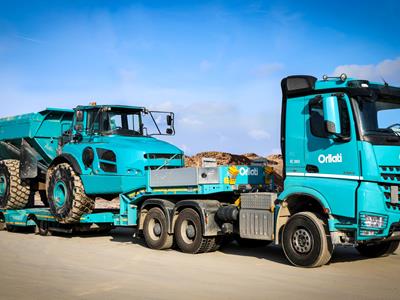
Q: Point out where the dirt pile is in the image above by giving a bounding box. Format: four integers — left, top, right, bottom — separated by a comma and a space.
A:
185, 151, 252, 167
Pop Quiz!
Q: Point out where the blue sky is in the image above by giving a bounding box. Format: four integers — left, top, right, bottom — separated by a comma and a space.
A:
0, 0, 399, 155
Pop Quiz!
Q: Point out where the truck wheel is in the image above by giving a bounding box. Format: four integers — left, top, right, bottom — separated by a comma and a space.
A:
282, 212, 333, 267
175, 208, 214, 254
356, 241, 399, 258
0, 160, 34, 209
47, 163, 94, 223
143, 207, 173, 250
35, 220, 52, 236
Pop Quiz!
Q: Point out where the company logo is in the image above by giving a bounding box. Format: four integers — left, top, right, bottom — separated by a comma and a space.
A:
239, 167, 259, 176
318, 153, 342, 164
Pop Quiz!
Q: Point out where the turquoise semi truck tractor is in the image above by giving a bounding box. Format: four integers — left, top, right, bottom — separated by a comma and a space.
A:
1, 74, 400, 267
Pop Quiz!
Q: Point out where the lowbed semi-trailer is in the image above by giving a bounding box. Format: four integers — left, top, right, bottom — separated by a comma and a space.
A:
1, 74, 400, 267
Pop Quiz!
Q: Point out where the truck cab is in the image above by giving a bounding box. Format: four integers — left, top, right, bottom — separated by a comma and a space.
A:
276, 75, 400, 266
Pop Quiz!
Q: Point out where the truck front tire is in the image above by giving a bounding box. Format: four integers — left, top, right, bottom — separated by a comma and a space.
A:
143, 207, 173, 250
47, 163, 94, 223
0, 160, 34, 209
356, 241, 399, 258
282, 212, 333, 267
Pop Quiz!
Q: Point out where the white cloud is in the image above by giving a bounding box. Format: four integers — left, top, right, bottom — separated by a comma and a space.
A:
180, 117, 203, 126
334, 57, 400, 84
253, 62, 284, 77
249, 129, 270, 140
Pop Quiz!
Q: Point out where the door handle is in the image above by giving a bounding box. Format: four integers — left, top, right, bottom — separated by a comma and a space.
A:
306, 164, 319, 173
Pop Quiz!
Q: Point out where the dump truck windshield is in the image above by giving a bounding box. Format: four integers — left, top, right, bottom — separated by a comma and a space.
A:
86, 109, 144, 136
103, 110, 143, 136
353, 96, 400, 144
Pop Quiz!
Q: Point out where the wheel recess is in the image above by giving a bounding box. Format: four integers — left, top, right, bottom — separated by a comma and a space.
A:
282, 211, 333, 267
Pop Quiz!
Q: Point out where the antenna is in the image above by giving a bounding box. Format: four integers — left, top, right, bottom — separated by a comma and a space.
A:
380, 76, 389, 87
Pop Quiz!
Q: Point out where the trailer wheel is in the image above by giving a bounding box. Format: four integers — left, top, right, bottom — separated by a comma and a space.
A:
35, 220, 52, 236
143, 207, 173, 250
175, 208, 215, 254
282, 212, 333, 267
0, 160, 34, 209
47, 163, 94, 224
356, 241, 399, 258
0, 213, 5, 231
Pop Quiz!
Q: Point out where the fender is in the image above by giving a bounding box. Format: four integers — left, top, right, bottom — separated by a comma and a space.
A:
50, 154, 82, 174
275, 186, 334, 244
140, 199, 175, 233
173, 200, 221, 237
278, 185, 332, 213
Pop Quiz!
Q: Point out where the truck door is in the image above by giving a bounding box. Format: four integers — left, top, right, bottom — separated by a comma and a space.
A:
304, 93, 360, 218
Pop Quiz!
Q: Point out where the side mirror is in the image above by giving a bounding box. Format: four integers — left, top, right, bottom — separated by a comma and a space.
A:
323, 96, 341, 136
166, 128, 173, 135
166, 114, 173, 126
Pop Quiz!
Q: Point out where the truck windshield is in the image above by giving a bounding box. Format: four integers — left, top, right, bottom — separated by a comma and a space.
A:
353, 96, 400, 143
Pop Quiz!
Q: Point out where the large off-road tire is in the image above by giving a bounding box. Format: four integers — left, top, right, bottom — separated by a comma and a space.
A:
282, 212, 333, 268
356, 241, 399, 258
174, 208, 216, 254
0, 159, 34, 209
143, 207, 173, 250
47, 163, 94, 224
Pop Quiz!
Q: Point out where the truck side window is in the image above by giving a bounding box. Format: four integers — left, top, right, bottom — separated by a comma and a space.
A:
309, 96, 351, 139
309, 98, 327, 138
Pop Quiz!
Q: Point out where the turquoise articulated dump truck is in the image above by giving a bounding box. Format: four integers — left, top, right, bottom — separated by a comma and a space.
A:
1, 74, 400, 267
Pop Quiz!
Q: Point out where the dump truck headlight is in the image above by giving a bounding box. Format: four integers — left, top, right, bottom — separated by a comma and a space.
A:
359, 213, 387, 229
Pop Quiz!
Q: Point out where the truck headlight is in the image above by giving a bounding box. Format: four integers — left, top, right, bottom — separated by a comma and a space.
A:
359, 213, 387, 229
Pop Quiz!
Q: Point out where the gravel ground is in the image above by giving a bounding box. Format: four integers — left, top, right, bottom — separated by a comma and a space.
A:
0, 228, 399, 300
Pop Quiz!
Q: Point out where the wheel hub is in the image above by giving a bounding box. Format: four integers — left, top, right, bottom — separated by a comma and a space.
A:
186, 224, 196, 239
153, 222, 162, 237
292, 228, 312, 254
54, 181, 68, 207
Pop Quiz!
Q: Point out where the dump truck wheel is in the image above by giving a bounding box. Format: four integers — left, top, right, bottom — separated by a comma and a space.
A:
356, 241, 399, 258
143, 207, 173, 250
282, 212, 333, 267
0, 159, 34, 209
47, 163, 94, 224
175, 208, 214, 254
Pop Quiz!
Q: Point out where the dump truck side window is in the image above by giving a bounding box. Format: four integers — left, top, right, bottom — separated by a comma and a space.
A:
87, 111, 101, 133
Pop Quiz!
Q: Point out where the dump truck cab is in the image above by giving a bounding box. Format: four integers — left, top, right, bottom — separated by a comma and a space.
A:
276, 75, 400, 265
56, 104, 184, 197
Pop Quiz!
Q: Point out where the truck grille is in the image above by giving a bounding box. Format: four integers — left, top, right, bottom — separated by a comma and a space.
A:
379, 183, 400, 211
380, 166, 400, 182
